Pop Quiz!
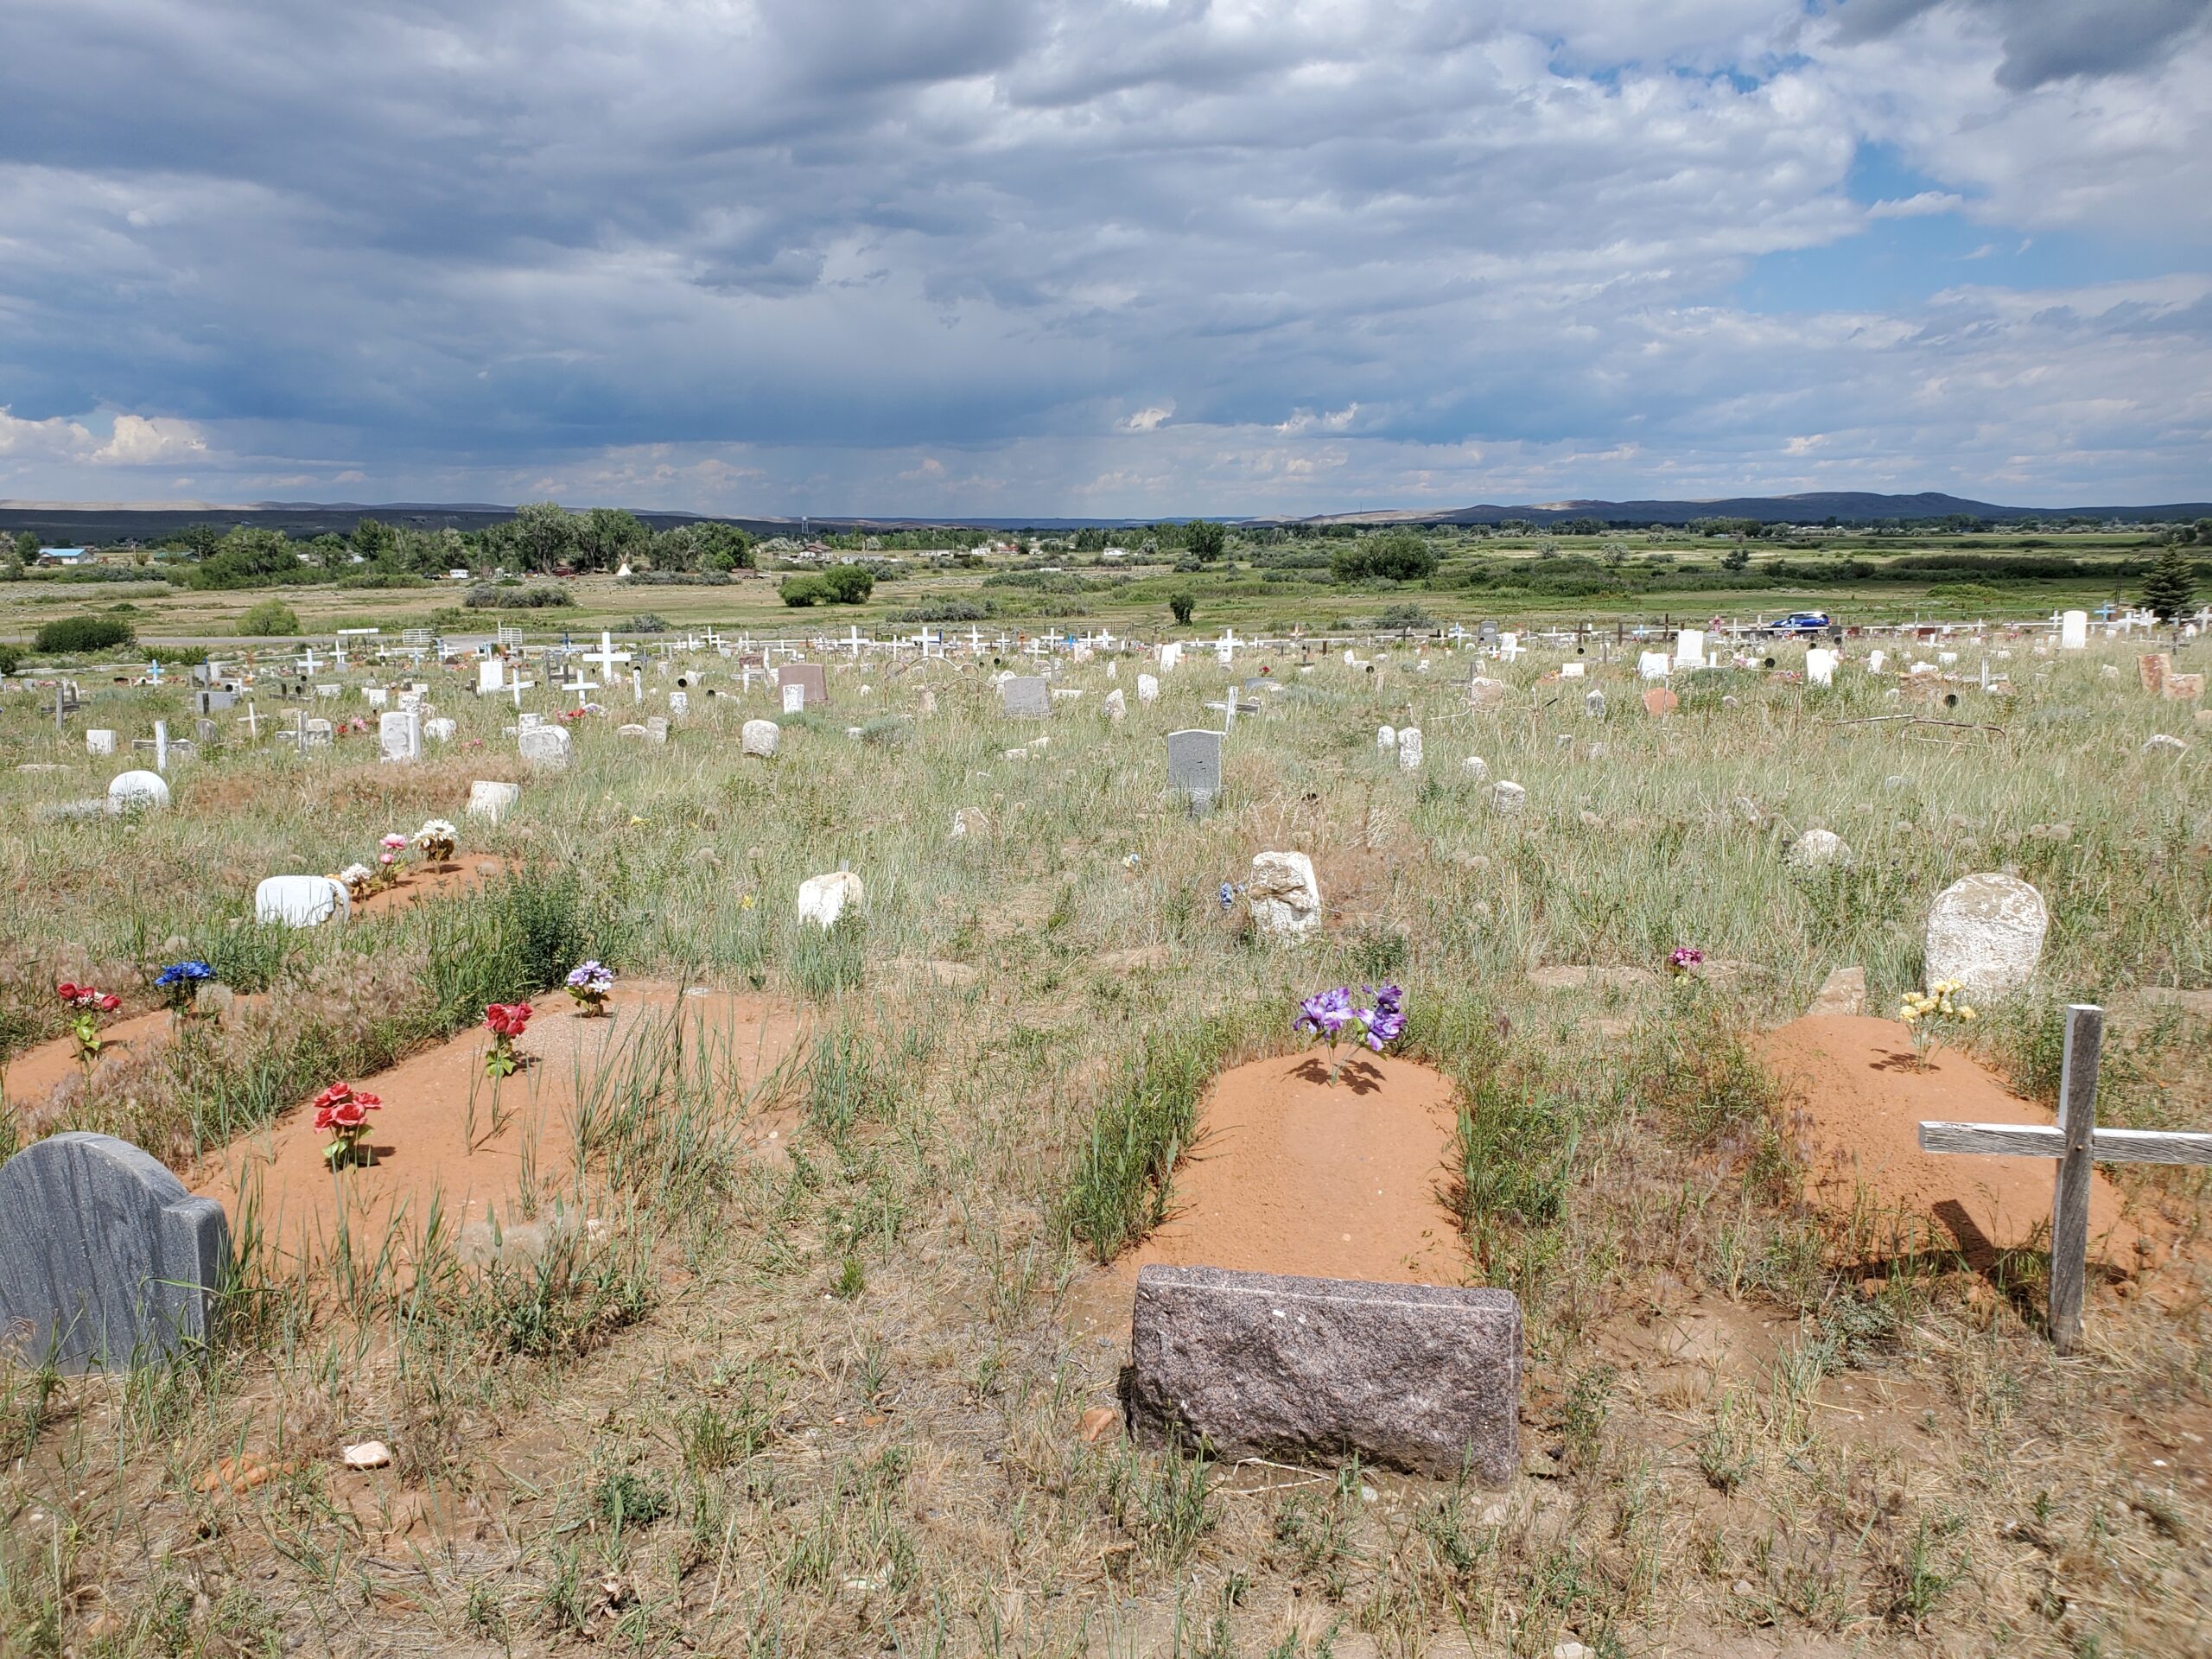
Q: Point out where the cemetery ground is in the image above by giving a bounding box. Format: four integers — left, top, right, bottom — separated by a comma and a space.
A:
0, 634, 2208, 1657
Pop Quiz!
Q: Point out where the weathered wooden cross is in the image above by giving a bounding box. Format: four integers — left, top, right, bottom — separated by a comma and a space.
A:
1918, 1004, 2212, 1353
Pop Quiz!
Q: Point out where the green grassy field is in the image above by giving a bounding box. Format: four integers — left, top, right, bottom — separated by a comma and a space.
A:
0, 526, 2183, 650
0, 629, 2207, 1656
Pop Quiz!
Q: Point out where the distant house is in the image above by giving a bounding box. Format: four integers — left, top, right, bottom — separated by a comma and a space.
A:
36, 547, 93, 566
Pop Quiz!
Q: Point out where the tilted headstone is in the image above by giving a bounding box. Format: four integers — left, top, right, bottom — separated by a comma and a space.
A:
466, 779, 519, 822
1165, 728, 1224, 811
105, 770, 169, 813
518, 724, 571, 770
255, 875, 349, 927
0, 1134, 230, 1372
1128, 1265, 1520, 1484
1001, 676, 1051, 719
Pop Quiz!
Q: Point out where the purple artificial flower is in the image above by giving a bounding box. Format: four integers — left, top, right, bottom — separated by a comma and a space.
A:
1294, 985, 1357, 1039
1361, 983, 1408, 1049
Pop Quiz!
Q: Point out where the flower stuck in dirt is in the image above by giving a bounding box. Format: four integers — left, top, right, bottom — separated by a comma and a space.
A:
55, 981, 121, 1071
313, 1082, 383, 1168
1294, 983, 1408, 1084
155, 960, 216, 1016
380, 833, 409, 855
340, 862, 374, 900
1667, 946, 1705, 976
414, 818, 458, 863
484, 1001, 531, 1077
1898, 978, 1976, 1069
566, 961, 616, 1016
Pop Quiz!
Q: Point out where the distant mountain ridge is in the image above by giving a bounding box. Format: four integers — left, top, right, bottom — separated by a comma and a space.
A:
0, 490, 2205, 543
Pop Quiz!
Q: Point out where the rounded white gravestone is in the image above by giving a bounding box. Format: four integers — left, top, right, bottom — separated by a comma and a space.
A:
1463, 755, 1488, 779
1469, 677, 1513, 711
741, 719, 780, 758
1376, 724, 1397, 751
1247, 850, 1321, 940
1924, 874, 2048, 1001
798, 870, 863, 930
423, 717, 457, 742
255, 875, 349, 928
1397, 728, 1423, 771
518, 725, 571, 770
1137, 673, 1160, 703
1491, 780, 1527, 814
86, 729, 117, 755
105, 770, 169, 813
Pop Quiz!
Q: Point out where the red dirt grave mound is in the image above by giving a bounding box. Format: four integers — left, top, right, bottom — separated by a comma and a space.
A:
5, 1007, 181, 1115
193, 982, 807, 1269
340, 855, 506, 918
1764, 1014, 2155, 1271
1122, 1050, 1471, 1287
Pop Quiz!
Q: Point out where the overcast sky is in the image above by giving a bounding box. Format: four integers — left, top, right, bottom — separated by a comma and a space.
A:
1, 0, 2208, 516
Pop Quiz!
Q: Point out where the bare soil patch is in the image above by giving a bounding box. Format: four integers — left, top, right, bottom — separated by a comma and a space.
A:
1764, 1013, 2156, 1270
341, 855, 506, 918
192, 982, 805, 1267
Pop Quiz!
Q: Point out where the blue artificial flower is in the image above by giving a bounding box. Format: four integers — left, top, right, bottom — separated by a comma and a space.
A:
155, 960, 216, 989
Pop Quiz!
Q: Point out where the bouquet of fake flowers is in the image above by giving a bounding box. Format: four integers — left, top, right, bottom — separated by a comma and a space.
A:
415, 818, 458, 863
313, 1082, 382, 1168
1667, 945, 1705, 977
484, 1001, 531, 1077
340, 862, 374, 901
1294, 983, 1408, 1084
155, 960, 217, 1019
565, 961, 616, 1016
1898, 978, 1976, 1068
55, 981, 121, 1071
376, 832, 409, 888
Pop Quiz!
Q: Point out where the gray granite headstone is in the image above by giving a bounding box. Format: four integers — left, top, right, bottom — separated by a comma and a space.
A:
1001, 676, 1051, 720
0, 1133, 230, 1372
1165, 728, 1223, 811
1127, 1264, 1521, 1484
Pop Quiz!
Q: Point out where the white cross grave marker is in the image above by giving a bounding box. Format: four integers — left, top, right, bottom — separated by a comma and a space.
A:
582, 631, 631, 684
1918, 1004, 2212, 1353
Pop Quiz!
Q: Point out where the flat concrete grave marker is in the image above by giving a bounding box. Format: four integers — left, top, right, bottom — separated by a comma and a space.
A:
1001, 676, 1051, 719
255, 874, 349, 927
1166, 728, 1223, 811
1920, 1005, 2212, 1353
1127, 1265, 1522, 1484
0, 1133, 230, 1372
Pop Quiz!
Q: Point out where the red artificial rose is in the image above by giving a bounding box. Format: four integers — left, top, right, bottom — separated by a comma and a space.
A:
99, 994, 120, 1012
56, 981, 79, 1001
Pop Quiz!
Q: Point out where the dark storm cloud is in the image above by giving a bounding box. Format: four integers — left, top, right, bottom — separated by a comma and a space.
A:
1827, 0, 2211, 86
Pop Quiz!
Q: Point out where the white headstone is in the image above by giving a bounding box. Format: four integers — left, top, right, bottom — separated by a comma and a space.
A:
668, 690, 688, 717
741, 718, 780, 758
86, 729, 116, 755
783, 683, 806, 715
1638, 652, 1671, 681
518, 724, 571, 770
466, 779, 520, 822
1137, 673, 1160, 703
1491, 780, 1527, 814
1560, 663, 1585, 679
254, 875, 349, 927
1397, 728, 1423, 771
1805, 647, 1838, 687
105, 770, 169, 813
2060, 611, 2088, 650
423, 717, 457, 742
798, 870, 863, 930
1868, 649, 1887, 674
1376, 724, 1397, 751
1247, 850, 1321, 939
478, 660, 505, 694
378, 708, 423, 763
1675, 629, 1705, 671
1925, 874, 2049, 1001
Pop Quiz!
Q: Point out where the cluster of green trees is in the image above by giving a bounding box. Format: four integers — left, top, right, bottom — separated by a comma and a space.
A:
1329, 531, 1438, 582
779, 565, 875, 607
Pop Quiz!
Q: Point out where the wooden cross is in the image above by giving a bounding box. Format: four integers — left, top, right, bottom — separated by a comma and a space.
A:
1918, 1004, 2212, 1353
236, 702, 261, 742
